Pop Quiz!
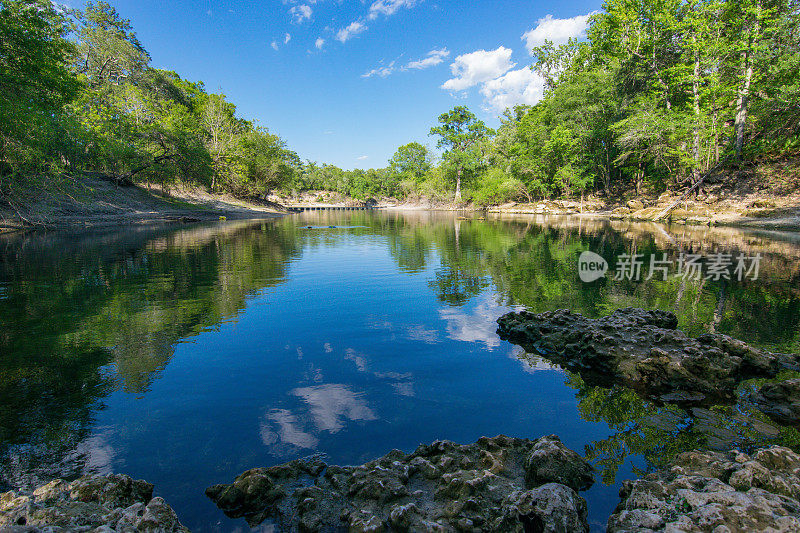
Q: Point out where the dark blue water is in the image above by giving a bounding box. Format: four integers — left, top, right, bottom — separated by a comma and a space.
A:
2, 211, 799, 531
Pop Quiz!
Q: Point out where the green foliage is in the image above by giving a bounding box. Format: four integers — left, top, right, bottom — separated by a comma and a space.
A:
429, 106, 494, 201
2, 0, 798, 207
1, 0, 299, 201
74, 1, 149, 86
388, 142, 431, 198
0, 0, 81, 181
470, 167, 525, 206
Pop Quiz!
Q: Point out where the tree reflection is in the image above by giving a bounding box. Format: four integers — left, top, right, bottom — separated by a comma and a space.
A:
0, 221, 300, 488
561, 373, 800, 485
2, 212, 800, 490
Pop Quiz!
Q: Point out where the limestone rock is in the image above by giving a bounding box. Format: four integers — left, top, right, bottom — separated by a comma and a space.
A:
206, 434, 594, 531
0, 474, 187, 532
627, 199, 645, 210
608, 446, 800, 532
497, 483, 589, 533
497, 308, 800, 408
753, 378, 800, 426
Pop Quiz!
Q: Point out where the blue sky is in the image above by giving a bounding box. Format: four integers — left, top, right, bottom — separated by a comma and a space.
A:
74, 0, 601, 168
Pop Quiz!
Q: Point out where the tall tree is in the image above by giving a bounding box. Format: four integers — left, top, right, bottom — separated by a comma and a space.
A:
74, 1, 149, 86
429, 106, 492, 202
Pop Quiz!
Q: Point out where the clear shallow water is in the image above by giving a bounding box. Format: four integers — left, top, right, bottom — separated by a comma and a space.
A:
2, 211, 800, 531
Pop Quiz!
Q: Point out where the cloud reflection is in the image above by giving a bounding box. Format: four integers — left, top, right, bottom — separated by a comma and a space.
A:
260, 409, 319, 450
292, 384, 378, 433
439, 294, 517, 349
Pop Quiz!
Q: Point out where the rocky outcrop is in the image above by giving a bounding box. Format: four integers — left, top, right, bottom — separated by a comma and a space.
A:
0, 474, 188, 532
206, 434, 595, 532
497, 308, 800, 407
753, 378, 800, 426
608, 446, 800, 532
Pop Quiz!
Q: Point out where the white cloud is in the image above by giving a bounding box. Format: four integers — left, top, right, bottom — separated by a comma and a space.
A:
290, 4, 312, 23
405, 47, 449, 70
284, 33, 292, 44
522, 13, 594, 54
441, 47, 515, 91
357, 155, 369, 160
315, 37, 325, 49
480, 67, 546, 112
336, 21, 367, 43
271, 40, 279, 51
368, 0, 416, 20
362, 61, 395, 78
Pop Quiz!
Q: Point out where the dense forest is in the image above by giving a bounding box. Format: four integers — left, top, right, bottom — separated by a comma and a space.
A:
1, 0, 799, 208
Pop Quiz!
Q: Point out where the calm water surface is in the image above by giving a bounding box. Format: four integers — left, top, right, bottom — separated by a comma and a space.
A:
2, 211, 800, 531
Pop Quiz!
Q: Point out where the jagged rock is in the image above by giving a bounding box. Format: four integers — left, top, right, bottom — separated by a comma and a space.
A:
0, 474, 188, 532
497, 308, 800, 407
206, 434, 594, 531
753, 378, 800, 426
608, 446, 800, 532
525, 435, 594, 491
496, 483, 589, 533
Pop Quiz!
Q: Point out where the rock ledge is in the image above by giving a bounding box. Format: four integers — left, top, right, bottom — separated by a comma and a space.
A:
206, 434, 595, 532
497, 307, 800, 409
0, 474, 188, 532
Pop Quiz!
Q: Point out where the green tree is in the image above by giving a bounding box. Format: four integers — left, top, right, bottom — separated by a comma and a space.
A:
74, 1, 149, 87
0, 0, 80, 180
429, 106, 493, 202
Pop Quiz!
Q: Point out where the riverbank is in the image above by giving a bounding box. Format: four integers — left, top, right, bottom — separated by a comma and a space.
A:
3, 157, 798, 232
389, 156, 800, 231
0, 174, 286, 232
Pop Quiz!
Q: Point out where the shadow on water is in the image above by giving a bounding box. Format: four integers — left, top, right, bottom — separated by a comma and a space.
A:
1, 211, 799, 530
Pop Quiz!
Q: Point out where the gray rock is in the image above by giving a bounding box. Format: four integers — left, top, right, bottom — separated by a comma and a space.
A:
498, 483, 589, 533
497, 308, 799, 408
0, 474, 188, 532
753, 378, 800, 426
608, 446, 800, 532
525, 435, 595, 491
206, 434, 594, 531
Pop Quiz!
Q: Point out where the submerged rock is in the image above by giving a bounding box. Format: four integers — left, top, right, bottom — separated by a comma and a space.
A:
0, 474, 188, 532
206, 434, 594, 532
497, 308, 800, 407
608, 446, 800, 532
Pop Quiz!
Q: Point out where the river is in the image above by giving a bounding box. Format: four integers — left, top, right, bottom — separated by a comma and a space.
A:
2, 210, 799, 531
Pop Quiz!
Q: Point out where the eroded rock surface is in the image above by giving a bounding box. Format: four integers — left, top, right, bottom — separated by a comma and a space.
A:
754, 378, 800, 426
0, 474, 188, 532
497, 308, 800, 406
608, 446, 800, 532
206, 434, 594, 532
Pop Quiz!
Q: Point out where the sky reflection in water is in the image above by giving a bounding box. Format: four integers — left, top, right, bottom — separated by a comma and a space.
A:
1, 211, 800, 531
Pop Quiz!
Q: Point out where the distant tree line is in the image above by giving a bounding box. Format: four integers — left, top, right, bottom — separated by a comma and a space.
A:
1, 0, 798, 206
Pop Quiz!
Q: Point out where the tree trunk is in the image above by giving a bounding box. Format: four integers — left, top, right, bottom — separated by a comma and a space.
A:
734, 52, 753, 160
735, 3, 761, 161
454, 168, 462, 202
692, 44, 701, 187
